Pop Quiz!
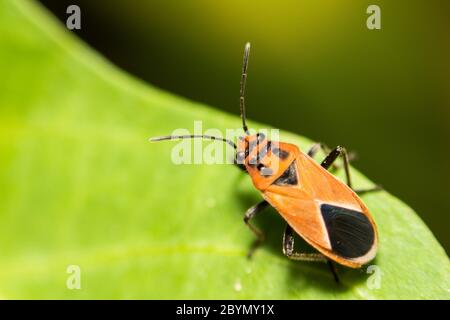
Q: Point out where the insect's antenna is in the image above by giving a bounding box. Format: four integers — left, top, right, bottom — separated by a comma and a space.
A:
240, 42, 251, 134
149, 135, 237, 149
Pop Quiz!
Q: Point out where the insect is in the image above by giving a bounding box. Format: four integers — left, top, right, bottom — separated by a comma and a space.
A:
150, 43, 380, 282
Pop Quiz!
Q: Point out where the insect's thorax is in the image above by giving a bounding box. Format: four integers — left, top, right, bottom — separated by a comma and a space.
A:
237, 134, 302, 191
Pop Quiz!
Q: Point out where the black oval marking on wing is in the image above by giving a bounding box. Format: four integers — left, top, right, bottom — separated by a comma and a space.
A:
320, 204, 375, 259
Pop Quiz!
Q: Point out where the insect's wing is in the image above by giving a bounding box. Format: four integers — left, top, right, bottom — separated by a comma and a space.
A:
262, 154, 378, 268
320, 203, 376, 262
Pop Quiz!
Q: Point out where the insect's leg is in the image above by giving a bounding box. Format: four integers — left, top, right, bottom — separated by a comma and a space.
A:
353, 185, 383, 195
307, 143, 321, 158
283, 224, 340, 282
320, 145, 382, 194
307, 142, 331, 158
308, 143, 342, 173
282, 224, 327, 262
309, 143, 357, 173
244, 200, 270, 258
327, 260, 340, 283
320, 145, 353, 188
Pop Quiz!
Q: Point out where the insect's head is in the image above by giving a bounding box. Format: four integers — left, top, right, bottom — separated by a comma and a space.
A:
236, 132, 257, 157
237, 132, 262, 147
236, 132, 265, 156
236, 132, 277, 176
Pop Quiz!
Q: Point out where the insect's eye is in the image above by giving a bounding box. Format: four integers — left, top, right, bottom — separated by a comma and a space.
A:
236, 151, 246, 163
273, 161, 298, 186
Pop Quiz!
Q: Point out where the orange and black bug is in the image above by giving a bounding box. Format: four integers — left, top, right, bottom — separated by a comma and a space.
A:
150, 43, 380, 282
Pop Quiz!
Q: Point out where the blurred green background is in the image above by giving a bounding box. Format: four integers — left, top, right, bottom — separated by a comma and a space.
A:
38, 0, 450, 253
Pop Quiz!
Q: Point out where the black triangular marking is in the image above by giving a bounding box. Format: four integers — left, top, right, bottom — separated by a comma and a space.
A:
320, 204, 375, 259
273, 161, 298, 186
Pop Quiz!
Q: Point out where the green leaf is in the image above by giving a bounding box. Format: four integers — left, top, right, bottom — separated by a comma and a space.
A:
0, 0, 448, 299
